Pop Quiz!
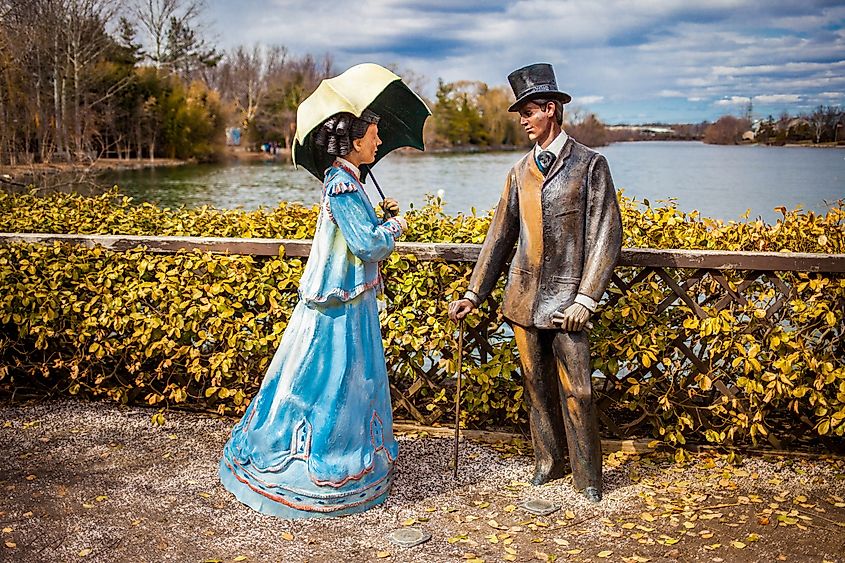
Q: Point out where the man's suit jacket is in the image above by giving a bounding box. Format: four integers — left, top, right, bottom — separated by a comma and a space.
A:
467, 137, 623, 329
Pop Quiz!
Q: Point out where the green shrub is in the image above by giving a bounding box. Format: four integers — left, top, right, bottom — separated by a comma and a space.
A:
1, 190, 843, 447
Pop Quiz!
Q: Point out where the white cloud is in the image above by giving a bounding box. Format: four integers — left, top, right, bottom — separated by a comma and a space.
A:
753, 94, 801, 103
715, 96, 751, 106
578, 95, 605, 104
712, 60, 845, 77
204, 0, 845, 122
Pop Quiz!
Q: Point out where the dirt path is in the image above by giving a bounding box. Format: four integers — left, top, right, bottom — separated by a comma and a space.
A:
1, 400, 843, 562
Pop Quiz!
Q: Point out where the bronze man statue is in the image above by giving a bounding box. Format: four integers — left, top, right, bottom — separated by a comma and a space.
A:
449, 63, 622, 502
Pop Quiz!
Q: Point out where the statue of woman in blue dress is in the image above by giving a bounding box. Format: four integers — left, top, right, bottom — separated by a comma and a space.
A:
219, 109, 407, 518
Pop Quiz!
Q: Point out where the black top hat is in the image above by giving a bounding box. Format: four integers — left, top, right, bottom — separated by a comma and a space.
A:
507, 63, 572, 112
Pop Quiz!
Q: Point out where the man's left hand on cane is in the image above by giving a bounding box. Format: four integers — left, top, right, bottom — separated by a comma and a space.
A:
551, 302, 591, 332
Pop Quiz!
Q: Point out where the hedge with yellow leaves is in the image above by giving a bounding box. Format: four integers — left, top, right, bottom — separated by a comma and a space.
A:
1, 190, 843, 448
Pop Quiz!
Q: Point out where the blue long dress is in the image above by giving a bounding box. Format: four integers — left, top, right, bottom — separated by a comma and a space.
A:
219, 160, 404, 518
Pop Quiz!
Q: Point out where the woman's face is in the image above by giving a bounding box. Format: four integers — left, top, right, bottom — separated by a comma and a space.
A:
353, 123, 382, 165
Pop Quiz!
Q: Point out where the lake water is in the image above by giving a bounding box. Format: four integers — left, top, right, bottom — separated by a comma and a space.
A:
104, 142, 845, 223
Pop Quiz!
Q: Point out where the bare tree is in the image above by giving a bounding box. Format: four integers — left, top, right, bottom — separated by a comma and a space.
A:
807, 105, 842, 144
131, 0, 217, 79
214, 44, 287, 129
65, 0, 121, 158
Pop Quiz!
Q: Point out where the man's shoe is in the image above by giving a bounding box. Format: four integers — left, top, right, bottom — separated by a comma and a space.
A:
584, 486, 602, 503
531, 465, 570, 486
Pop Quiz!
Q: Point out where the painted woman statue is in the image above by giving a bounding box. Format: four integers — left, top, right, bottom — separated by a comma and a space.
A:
218, 107, 408, 518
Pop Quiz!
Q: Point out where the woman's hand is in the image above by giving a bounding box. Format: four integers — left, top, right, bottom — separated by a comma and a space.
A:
381, 198, 400, 218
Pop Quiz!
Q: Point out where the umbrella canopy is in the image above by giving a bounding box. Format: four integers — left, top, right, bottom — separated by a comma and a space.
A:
293, 63, 431, 181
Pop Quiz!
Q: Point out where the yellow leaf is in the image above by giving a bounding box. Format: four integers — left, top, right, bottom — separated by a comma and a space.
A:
401, 518, 416, 526
731, 541, 746, 549
78, 548, 92, 557
597, 550, 613, 558
566, 548, 583, 554
281, 531, 294, 541
233, 557, 247, 562
640, 512, 655, 522
376, 551, 391, 558
1, 528, 11, 534
5, 541, 16, 548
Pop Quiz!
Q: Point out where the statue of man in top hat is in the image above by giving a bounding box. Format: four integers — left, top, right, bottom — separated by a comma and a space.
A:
449, 63, 622, 502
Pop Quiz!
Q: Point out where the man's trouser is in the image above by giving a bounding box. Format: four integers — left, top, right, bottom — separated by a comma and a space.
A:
512, 325, 602, 491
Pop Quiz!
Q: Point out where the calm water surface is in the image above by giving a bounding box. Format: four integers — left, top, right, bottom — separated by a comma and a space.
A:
104, 142, 845, 223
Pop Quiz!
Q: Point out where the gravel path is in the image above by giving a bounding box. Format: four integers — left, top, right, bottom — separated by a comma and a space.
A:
1, 400, 844, 562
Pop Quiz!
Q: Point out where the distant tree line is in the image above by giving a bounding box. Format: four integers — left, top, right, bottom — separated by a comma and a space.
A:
704, 106, 845, 145
0, 0, 334, 165
4, 0, 840, 165
429, 79, 612, 149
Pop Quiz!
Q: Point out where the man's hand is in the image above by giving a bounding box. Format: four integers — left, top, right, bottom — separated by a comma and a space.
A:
448, 298, 476, 322
380, 198, 400, 218
551, 302, 592, 332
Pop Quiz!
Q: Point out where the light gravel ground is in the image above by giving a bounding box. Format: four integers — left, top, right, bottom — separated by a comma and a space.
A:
1, 399, 844, 563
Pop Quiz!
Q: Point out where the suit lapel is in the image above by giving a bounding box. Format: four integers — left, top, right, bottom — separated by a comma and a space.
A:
543, 137, 573, 185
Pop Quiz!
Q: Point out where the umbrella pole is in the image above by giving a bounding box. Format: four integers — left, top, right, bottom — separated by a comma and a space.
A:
367, 171, 397, 218
453, 319, 464, 479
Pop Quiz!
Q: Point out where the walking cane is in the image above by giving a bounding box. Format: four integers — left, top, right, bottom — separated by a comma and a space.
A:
452, 319, 464, 478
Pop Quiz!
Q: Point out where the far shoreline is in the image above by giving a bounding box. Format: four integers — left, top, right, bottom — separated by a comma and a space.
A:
3, 139, 843, 182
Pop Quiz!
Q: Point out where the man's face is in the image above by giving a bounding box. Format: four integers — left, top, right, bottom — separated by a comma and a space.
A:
517, 101, 556, 143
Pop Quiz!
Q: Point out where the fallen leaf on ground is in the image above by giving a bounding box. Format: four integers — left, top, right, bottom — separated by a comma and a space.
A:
281, 532, 294, 541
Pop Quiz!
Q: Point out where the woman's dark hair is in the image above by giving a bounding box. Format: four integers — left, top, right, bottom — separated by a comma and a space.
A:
313, 109, 380, 156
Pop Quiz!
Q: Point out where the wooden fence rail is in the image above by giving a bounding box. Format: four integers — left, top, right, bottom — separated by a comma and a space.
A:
3, 233, 845, 271
3, 232, 844, 448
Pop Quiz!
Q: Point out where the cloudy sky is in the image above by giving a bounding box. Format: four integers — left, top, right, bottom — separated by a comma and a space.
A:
204, 0, 845, 124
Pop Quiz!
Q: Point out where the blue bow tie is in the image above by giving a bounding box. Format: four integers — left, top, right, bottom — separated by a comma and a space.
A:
536, 150, 556, 174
